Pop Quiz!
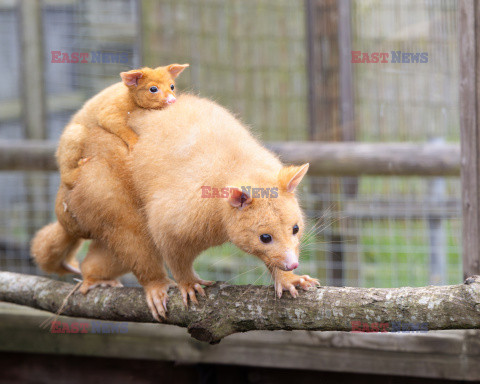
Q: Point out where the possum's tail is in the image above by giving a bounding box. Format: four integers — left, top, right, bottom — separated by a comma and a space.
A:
31, 221, 82, 275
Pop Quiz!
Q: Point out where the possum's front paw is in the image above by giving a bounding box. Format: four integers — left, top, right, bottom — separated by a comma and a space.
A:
144, 279, 176, 321
273, 270, 320, 298
177, 279, 214, 307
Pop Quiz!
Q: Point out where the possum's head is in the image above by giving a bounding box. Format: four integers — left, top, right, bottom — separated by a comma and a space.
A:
120, 64, 189, 109
224, 163, 309, 272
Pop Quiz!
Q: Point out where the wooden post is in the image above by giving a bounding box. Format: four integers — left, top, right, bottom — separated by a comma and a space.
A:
305, 0, 340, 286
459, 0, 480, 278
20, 0, 48, 242
305, 0, 341, 142
338, 0, 357, 198
428, 137, 447, 285
305, 0, 358, 286
20, 0, 46, 139
337, 0, 358, 287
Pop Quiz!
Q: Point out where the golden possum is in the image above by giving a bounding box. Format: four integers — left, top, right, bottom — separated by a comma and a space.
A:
57, 64, 188, 189
31, 95, 319, 321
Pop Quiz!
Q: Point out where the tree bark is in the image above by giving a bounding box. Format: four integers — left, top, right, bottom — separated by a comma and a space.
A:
0, 272, 479, 344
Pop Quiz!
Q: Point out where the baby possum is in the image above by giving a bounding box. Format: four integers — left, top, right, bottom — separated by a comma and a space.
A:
57, 63, 189, 188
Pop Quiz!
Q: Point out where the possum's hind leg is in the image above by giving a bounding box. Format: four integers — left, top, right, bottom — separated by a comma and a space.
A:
71, 155, 174, 321
79, 240, 128, 294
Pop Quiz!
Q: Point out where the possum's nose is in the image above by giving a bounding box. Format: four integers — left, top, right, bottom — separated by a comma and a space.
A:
286, 262, 298, 271
284, 250, 299, 271
166, 94, 176, 104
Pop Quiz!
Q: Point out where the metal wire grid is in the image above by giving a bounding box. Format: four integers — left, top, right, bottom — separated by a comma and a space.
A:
0, 0, 463, 288
141, 0, 309, 141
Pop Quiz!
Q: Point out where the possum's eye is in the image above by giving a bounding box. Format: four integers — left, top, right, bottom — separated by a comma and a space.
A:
170, 84, 174, 91
149, 86, 158, 93
293, 224, 299, 235
260, 234, 272, 244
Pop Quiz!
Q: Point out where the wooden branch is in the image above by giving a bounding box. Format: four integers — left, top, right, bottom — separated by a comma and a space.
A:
0, 140, 460, 176
1, 272, 479, 344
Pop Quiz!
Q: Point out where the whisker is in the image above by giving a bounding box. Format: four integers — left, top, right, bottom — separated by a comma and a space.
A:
208, 249, 242, 268
225, 265, 262, 283
236, 268, 268, 301
301, 239, 353, 250
310, 217, 342, 235
303, 209, 337, 239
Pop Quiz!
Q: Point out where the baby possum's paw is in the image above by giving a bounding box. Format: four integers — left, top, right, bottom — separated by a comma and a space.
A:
125, 134, 139, 152
77, 157, 91, 167
144, 279, 176, 321
274, 271, 320, 298
177, 278, 214, 308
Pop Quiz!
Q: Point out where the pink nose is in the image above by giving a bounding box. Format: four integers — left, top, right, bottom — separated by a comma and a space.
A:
166, 95, 176, 104
286, 262, 299, 271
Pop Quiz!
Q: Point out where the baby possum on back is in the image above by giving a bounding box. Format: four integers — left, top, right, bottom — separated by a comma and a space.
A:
57, 63, 189, 188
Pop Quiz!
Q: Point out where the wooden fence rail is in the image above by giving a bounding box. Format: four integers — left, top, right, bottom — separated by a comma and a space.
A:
0, 140, 57, 172
0, 140, 460, 176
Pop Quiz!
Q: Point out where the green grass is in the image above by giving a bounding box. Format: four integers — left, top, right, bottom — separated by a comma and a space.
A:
360, 219, 462, 287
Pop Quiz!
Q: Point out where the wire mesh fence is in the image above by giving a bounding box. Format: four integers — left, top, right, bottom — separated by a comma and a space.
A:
0, 0, 463, 288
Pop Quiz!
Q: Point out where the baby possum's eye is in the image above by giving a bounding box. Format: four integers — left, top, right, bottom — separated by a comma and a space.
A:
293, 224, 299, 235
170, 84, 174, 91
260, 234, 272, 244
149, 86, 158, 93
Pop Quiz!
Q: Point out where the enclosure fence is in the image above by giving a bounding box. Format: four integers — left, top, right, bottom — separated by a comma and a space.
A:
0, 0, 463, 288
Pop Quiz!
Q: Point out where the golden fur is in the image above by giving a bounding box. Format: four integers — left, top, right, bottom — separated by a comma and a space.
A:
31, 95, 318, 320
57, 64, 188, 188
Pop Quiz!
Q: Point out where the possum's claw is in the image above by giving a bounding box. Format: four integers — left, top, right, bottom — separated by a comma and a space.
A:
299, 275, 321, 289
178, 279, 213, 308
273, 271, 320, 299
61, 260, 81, 275
144, 280, 175, 321
194, 283, 206, 297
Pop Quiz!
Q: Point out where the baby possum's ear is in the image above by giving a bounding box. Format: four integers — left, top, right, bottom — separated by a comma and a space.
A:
227, 187, 252, 209
120, 70, 143, 86
278, 163, 309, 193
166, 63, 189, 79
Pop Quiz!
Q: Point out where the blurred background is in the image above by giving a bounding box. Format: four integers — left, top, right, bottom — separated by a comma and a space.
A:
0, 0, 461, 288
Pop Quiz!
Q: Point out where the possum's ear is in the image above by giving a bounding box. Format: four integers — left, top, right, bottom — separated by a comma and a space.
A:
120, 70, 143, 86
278, 163, 309, 193
227, 187, 252, 209
166, 63, 189, 78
